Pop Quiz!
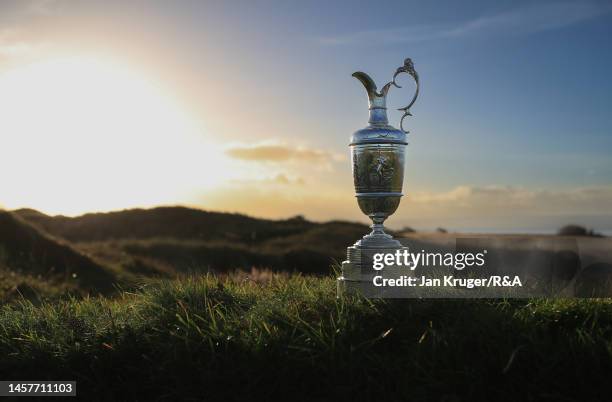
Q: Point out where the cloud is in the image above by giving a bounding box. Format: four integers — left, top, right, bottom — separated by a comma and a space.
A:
270, 173, 305, 185
399, 185, 612, 231
0, 0, 65, 60
229, 173, 305, 186
409, 185, 612, 213
198, 183, 353, 222
25, 0, 63, 15
0, 28, 41, 57
319, 2, 612, 45
225, 143, 343, 163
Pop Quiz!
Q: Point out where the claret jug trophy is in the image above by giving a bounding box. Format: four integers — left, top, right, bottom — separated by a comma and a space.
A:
338, 58, 420, 295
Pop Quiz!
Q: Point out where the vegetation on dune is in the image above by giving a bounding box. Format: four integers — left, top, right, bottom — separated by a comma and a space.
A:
0, 207, 371, 300
14, 207, 339, 243
11, 207, 370, 279
9, 206, 608, 291
2, 206, 611, 400
0, 273, 610, 401
558, 224, 604, 237
0, 211, 117, 300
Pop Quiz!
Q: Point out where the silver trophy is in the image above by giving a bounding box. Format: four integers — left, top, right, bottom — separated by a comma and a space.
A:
338, 58, 420, 295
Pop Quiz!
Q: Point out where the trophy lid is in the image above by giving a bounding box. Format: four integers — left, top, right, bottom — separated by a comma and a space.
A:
350, 58, 419, 146
350, 125, 407, 146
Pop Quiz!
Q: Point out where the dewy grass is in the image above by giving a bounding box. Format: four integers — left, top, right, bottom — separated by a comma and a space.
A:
0, 273, 610, 401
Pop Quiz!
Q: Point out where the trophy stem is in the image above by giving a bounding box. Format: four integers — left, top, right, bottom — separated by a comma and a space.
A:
369, 214, 390, 237
349, 213, 400, 248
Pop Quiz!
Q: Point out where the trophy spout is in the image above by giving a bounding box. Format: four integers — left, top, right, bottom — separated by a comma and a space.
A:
352, 72, 391, 126
352, 72, 381, 100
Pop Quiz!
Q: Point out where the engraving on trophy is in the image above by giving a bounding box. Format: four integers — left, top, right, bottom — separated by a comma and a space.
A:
372, 152, 393, 186
352, 158, 361, 189
352, 145, 404, 193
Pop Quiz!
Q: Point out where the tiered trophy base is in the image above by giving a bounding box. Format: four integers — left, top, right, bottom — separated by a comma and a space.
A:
337, 231, 409, 297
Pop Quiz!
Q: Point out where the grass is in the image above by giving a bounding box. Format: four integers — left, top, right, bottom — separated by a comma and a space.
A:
0, 272, 611, 401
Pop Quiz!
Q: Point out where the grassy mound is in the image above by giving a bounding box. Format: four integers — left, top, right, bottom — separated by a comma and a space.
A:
15, 207, 369, 275
0, 211, 117, 299
0, 274, 611, 401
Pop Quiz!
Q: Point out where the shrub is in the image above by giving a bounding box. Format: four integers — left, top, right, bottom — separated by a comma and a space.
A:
558, 224, 603, 237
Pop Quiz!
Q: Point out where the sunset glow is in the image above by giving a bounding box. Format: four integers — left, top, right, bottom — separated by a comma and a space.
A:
0, 0, 610, 232
0, 56, 231, 215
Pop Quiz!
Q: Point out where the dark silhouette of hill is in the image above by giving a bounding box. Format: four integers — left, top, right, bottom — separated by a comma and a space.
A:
15, 207, 320, 243
15, 207, 370, 276
9, 207, 612, 299
0, 211, 117, 299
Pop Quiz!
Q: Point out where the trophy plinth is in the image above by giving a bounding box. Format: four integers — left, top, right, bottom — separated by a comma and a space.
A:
338, 58, 419, 296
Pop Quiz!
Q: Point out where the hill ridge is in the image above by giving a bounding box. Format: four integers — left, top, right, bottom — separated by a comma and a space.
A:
0, 210, 117, 297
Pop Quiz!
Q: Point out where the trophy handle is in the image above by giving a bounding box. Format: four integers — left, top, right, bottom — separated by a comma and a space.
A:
384, 58, 420, 133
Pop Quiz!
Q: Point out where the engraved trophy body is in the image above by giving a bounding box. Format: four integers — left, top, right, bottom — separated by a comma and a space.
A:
338, 58, 419, 295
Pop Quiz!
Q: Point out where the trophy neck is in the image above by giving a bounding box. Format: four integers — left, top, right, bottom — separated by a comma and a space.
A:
368, 95, 389, 126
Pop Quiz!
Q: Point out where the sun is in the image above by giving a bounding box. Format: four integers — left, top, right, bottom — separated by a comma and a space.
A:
0, 56, 229, 215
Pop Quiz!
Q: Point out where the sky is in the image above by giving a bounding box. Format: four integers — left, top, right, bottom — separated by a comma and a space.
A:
0, 0, 611, 233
